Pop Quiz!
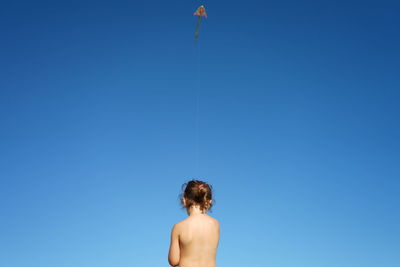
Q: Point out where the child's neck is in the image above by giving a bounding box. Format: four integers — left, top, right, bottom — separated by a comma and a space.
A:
187, 205, 206, 216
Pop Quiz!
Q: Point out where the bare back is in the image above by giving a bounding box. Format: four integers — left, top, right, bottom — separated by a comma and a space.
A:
169, 214, 220, 267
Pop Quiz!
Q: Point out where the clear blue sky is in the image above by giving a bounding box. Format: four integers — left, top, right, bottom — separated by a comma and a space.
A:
1, 1, 399, 266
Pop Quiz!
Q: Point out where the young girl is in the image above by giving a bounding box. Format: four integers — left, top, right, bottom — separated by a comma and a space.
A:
168, 180, 220, 267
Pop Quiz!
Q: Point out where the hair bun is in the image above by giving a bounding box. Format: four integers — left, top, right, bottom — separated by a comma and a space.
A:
180, 179, 213, 212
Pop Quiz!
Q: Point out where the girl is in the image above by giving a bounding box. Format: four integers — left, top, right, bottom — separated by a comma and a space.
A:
168, 180, 220, 267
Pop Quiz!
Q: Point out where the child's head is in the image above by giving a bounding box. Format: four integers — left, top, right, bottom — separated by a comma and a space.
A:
180, 180, 213, 213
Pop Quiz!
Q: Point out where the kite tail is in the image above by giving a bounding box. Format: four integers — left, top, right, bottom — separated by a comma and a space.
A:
194, 16, 201, 43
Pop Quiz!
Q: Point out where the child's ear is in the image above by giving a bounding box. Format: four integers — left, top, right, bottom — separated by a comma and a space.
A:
183, 198, 187, 207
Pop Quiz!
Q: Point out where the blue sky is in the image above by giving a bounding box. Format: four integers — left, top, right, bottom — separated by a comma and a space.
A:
1, 0, 399, 266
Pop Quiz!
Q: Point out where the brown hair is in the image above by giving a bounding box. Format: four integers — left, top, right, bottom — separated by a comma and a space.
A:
180, 180, 213, 212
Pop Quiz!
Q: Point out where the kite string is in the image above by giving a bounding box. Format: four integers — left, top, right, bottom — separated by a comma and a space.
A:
195, 42, 200, 176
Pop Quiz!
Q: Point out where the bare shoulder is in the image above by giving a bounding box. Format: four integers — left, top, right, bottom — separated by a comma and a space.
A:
172, 220, 185, 233
206, 215, 220, 227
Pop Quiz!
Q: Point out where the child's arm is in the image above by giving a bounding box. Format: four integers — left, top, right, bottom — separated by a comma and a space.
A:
168, 223, 180, 267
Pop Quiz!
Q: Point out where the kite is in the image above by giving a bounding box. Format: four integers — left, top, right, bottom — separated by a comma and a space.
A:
194, 5, 207, 42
